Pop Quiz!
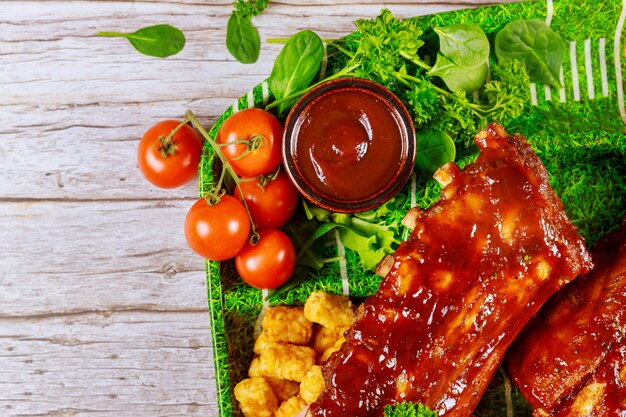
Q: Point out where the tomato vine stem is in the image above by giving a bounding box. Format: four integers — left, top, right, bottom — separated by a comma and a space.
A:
184, 110, 260, 244
157, 114, 192, 158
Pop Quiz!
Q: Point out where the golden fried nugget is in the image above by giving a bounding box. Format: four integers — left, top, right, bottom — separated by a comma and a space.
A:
248, 357, 262, 377
254, 331, 277, 355
234, 377, 278, 417
266, 377, 299, 402
320, 334, 346, 363
262, 306, 313, 345
300, 365, 325, 404
275, 396, 308, 417
310, 324, 348, 355
258, 343, 316, 382
304, 291, 355, 329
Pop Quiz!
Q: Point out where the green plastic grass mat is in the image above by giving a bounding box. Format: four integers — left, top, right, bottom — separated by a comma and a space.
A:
200, 0, 626, 415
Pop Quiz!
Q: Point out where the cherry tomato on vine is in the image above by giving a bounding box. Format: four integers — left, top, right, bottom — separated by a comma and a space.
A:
184, 195, 250, 261
233, 171, 299, 229
217, 108, 283, 178
235, 229, 296, 289
137, 120, 204, 188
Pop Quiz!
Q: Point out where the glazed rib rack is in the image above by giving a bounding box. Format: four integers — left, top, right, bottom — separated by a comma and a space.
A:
309, 123, 593, 417
507, 222, 626, 416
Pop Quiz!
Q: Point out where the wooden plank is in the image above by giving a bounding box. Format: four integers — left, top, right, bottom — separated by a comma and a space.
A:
0, 311, 216, 417
0, 103, 208, 200
0, 200, 207, 317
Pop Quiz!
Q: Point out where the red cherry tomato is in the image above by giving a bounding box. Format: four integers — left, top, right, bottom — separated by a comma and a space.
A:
217, 108, 283, 178
184, 195, 250, 261
137, 120, 204, 188
235, 229, 296, 289
233, 171, 299, 229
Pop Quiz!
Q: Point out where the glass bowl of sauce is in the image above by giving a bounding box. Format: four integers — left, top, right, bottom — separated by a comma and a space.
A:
282, 78, 416, 213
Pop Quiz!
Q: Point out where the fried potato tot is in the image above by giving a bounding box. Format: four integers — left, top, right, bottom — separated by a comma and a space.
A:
248, 357, 262, 378
304, 291, 355, 329
310, 324, 348, 355
266, 377, 299, 402
320, 334, 346, 363
262, 306, 313, 345
258, 343, 316, 382
300, 365, 325, 404
234, 377, 278, 417
276, 396, 308, 417
254, 331, 276, 355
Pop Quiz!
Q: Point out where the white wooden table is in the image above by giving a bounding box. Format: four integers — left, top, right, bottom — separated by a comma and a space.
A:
0, 2, 497, 416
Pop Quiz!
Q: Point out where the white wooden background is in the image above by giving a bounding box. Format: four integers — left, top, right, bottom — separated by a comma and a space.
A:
0, 2, 500, 416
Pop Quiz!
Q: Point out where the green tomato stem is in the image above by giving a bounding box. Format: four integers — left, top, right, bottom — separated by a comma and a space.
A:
96, 31, 126, 37
157, 114, 193, 159
185, 110, 259, 243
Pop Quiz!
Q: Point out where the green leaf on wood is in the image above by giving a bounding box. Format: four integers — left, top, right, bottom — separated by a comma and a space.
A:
226, 14, 261, 64
98, 24, 185, 58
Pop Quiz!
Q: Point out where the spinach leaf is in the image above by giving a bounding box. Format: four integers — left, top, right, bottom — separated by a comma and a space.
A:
226, 14, 261, 64
435, 24, 489, 67
495, 19, 565, 88
269, 30, 324, 115
97, 24, 185, 58
415, 129, 456, 175
429, 24, 489, 93
226, 0, 269, 64
430, 53, 489, 93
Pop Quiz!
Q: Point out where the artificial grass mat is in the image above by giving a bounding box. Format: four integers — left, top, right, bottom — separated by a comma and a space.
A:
200, 0, 626, 415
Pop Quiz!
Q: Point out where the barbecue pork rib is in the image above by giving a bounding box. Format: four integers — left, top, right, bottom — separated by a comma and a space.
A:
308, 123, 592, 417
507, 221, 626, 416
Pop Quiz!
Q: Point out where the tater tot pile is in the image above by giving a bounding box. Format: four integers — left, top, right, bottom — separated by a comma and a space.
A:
234, 291, 356, 417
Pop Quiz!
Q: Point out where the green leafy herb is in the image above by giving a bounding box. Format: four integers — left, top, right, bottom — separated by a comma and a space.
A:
348, 9, 425, 84
430, 55, 489, 93
397, 60, 529, 147
429, 24, 489, 93
97, 24, 185, 58
299, 195, 406, 272
383, 402, 438, 417
226, 14, 261, 64
495, 19, 565, 88
269, 30, 325, 115
226, 0, 270, 64
416, 129, 456, 174
435, 24, 490, 67
232, 0, 269, 18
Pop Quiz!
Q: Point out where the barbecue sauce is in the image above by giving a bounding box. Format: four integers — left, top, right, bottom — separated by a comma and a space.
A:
294, 89, 403, 201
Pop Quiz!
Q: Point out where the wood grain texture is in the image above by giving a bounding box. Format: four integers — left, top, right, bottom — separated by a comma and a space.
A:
0, 1, 501, 416
0, 200, 205, 317
0, 311, 216, 417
